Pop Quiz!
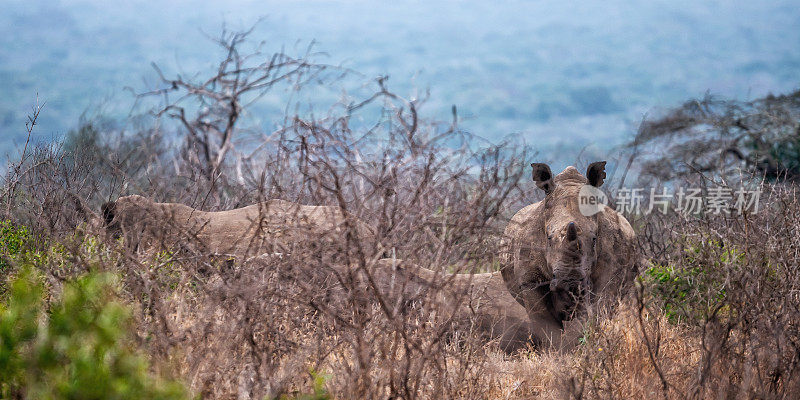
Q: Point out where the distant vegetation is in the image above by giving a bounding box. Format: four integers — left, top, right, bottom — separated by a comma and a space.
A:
630, 89, 800, 183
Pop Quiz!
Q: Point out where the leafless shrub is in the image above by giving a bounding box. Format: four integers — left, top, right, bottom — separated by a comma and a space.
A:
134, 23, 337, 190
1, 25, 542, 400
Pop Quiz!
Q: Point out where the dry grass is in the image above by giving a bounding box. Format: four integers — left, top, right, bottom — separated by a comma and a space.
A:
8, 135, 798, 398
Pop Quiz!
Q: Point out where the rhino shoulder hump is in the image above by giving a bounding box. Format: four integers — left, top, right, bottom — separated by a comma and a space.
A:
504, 201, 543, 236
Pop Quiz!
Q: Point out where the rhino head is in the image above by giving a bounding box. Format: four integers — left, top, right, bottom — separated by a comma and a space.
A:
525, 162, 607, 323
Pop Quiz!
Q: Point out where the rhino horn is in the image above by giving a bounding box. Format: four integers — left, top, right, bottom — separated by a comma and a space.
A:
566, 221, 578, 242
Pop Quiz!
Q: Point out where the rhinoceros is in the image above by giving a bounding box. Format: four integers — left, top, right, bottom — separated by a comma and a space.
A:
101, 195, 376, 259
499, 162, 639, 347
294, 257, 535, 352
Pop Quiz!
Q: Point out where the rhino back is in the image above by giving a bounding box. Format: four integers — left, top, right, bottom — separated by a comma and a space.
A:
109, 197, 372, 257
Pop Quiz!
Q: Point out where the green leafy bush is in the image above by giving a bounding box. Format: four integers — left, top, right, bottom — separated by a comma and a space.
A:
0, 220, 31, 271
278, 369, 331, 400
643, 264, 698, 323
643, 242, 733, 323
0, 266, 187, 399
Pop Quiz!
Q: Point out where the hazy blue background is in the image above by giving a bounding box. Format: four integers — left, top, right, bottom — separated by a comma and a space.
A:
1, 0, 798, 157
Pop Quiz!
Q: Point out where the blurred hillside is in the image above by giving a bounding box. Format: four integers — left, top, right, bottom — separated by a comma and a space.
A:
1, 0, 798, 158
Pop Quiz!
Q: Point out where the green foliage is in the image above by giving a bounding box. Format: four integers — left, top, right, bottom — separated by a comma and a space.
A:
278, 369, 331, 400
643, 242, 733, 324
643, 264, 697, 323
0, 220, 31, 271
0, 266, 187, 399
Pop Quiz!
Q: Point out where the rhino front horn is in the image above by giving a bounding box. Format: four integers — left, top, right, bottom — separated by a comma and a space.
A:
566, 221, 578, 242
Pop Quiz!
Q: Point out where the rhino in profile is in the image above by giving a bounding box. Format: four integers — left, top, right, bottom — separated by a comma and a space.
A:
102, 195, 534, 351
101, 195, 375, 259
500, 162, 639, 348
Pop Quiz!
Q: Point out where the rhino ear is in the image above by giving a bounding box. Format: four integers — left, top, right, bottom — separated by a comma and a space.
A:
586, 161, 607, 188
531, 163, 554, 194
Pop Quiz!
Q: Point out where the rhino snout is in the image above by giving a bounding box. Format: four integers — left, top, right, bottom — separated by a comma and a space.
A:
548, 276, 589, 322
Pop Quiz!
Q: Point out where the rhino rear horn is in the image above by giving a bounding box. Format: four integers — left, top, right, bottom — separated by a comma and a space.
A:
531, 163, 554, 194
586, 161, 607, 188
